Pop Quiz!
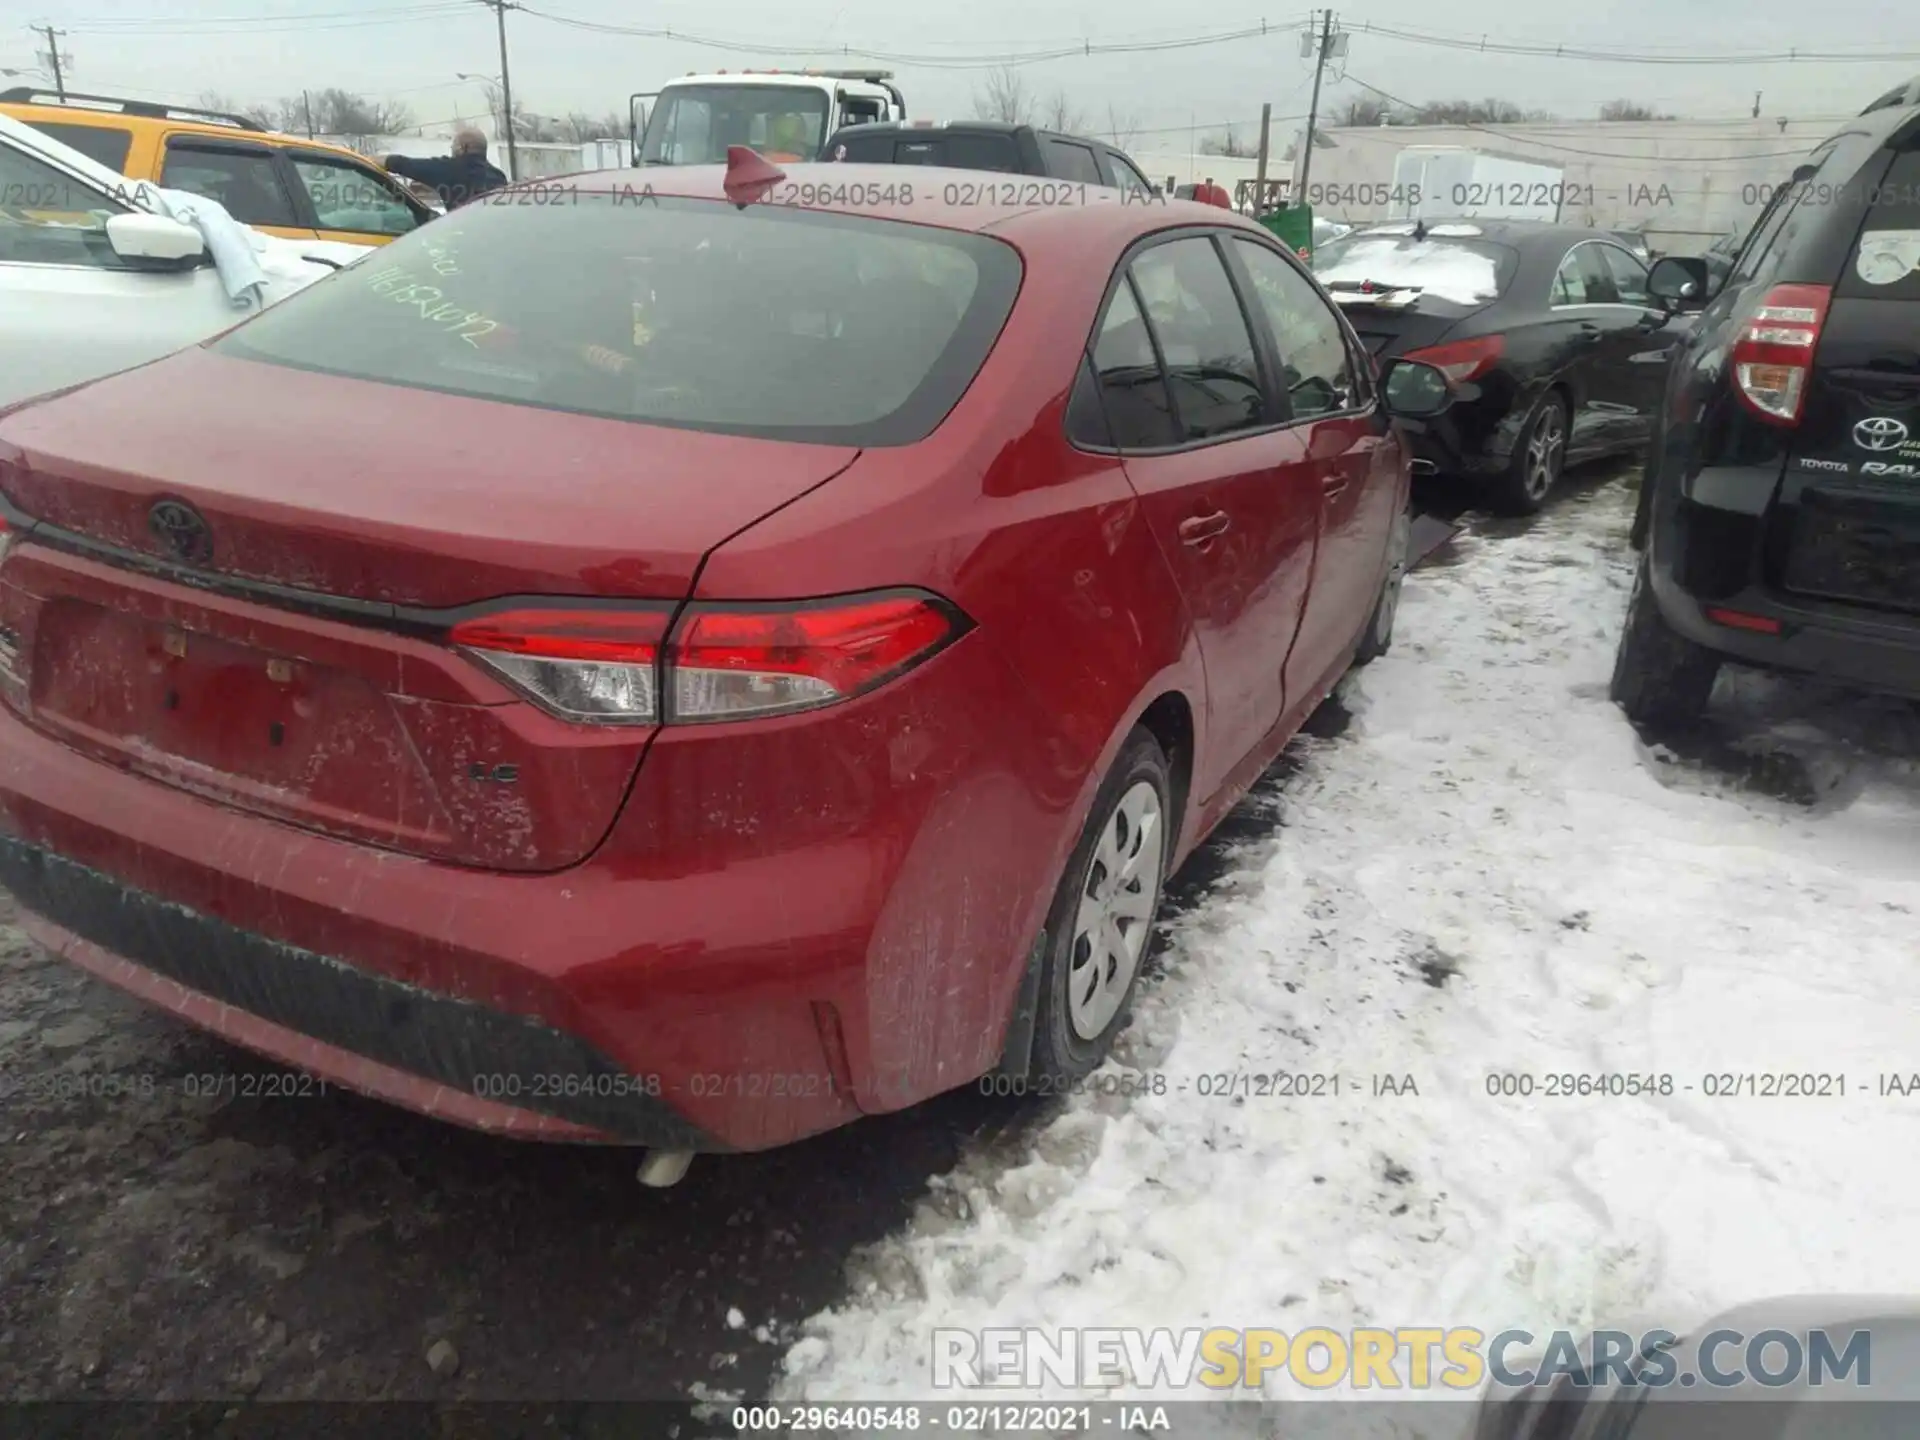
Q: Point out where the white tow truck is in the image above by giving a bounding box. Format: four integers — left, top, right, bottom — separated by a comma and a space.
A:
628, 69, 906, 167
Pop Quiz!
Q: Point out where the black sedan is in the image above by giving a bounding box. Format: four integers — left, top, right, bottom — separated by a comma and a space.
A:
1313, 218, 1697, 512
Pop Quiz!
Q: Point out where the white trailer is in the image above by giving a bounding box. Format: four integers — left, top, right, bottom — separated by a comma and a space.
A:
1387, 147, 1570, 222
629, 70, 906, 168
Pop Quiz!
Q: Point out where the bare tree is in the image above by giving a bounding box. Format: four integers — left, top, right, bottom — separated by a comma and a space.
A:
1040, 90, 1085, 134
479, 82, 561, 142
1598, 99, 1675, 121
973, 65, 1032, 124
1413, 97, 1554, 124
555, 111, 620, 142
195, 91, 279, 129
295, 88, 414, 137
1199, 128, 1252, 157
1104, 102, 1143, 151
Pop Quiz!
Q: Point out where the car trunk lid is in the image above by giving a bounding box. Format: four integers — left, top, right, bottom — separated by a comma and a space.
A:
0, 350, 860, 871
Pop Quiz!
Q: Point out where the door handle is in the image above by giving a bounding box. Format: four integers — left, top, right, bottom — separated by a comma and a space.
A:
1178, 511, 1231, 546
1321, 472, 1351, 498
1577, 322, 1602, 345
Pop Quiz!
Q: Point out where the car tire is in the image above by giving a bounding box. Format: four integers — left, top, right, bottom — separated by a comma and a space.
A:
1027, 727, 1173, 1083
1353, 504, 1413, 667
1609, 552, 1720, 727
1491, 390, 1569, 516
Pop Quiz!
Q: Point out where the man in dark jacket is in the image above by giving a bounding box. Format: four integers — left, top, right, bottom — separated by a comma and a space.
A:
384, 128, 508, 210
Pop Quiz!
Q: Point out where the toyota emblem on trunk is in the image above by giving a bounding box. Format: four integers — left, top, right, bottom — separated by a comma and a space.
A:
147, 498, 212, 564
1854, 417, 1910, 451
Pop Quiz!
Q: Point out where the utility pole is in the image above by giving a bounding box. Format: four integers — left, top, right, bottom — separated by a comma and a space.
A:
1297, 10, 1338, 202
303, 89, 316, 138
1253, 101, 1273, 216
475, 0, 521, 180
37, 25, 67, 100
1752, 91, 1762, 119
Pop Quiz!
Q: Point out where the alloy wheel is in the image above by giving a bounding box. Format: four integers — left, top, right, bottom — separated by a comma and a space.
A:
1524, 405, 1567, 502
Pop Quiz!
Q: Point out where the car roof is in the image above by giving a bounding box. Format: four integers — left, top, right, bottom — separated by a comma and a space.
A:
1340, 217, 1639, 249
830, 120, 1031, 137
0, 92, 377, 168
570, 161, 1248, 238
0, 108, 149, 197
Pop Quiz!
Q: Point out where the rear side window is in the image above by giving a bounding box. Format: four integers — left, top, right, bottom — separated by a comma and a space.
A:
161, 144, 299, 227
1130, 237, 1267, 440
22, 120, 133, 173
215, 196, 1024, 448
939, 133, 1021, 172
1838, 150, 1920, 302
1087, 278, 1179, 449
1044, 139, 1102, 185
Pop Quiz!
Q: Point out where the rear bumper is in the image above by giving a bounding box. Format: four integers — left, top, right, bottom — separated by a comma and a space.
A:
1653, 465, 1920, 700
0, 628, 1074, 1151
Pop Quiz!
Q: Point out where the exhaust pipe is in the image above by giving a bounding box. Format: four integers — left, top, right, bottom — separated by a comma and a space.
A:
636, 1150, 694, 1188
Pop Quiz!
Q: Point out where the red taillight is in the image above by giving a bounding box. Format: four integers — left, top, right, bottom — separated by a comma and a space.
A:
1730, 283, 1831, 426
449, 593, 963, 727
670, 595, 959, 723
1402, 333, 1505, 384
1704, 607, 1782, 635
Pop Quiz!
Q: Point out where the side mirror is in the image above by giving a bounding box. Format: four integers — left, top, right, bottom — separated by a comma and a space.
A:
1648, 256, 1709, 308
105, 212, 207, 266
1379, 359, 1453, 420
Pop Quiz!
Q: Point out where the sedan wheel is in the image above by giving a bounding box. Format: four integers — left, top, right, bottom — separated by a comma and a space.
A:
1067, 780, 1165, 1040
1493, 393, 1569, 515
1026, 728, 1172, 1079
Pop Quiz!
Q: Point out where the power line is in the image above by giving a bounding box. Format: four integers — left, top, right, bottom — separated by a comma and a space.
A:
1340, 75, 1826, 164
1349, 19, 1920, 66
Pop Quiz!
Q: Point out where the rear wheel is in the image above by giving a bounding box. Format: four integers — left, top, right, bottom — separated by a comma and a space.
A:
1028, 728, 1171, 1082
1354, 504, 1413, 667
1490, 391, 1568, 516
1610, 552, 1720, 727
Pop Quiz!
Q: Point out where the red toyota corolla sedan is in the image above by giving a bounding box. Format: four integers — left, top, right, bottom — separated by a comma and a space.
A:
0, 155, 1451, 1179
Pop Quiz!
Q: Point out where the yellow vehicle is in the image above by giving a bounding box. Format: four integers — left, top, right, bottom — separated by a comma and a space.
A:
0, 88, 435, 247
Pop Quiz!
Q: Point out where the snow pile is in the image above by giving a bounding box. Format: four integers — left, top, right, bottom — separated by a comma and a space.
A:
778, 483, 1920, 1405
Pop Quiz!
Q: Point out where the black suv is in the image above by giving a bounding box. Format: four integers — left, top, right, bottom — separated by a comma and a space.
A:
1612, 75, 1920, 725
822, 120, 1157, 196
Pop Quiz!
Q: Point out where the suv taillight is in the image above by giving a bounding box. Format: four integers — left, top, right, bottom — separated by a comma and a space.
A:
1401, 333, 1505, 383
450, 592, 965, 726
1731, 282, 1831, 425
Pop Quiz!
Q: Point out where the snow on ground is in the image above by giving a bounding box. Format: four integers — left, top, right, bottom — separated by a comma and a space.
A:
776, 479, 1920, 1412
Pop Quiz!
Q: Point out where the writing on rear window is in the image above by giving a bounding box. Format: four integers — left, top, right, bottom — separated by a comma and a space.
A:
364, 264, 498, 344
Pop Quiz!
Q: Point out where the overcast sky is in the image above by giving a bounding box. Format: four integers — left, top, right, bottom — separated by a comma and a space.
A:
11, 0, 1918, 145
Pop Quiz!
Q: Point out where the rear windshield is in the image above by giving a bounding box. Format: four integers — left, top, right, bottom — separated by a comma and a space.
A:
21, 120, 133, 172
214, 195, 1024, 447
1312, 227, 1519, 305
836, 132, 1023, 173
1837, 150, 1920, 302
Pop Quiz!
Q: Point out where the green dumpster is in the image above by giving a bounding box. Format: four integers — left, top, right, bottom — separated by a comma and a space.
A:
1258, 203, 1315, 265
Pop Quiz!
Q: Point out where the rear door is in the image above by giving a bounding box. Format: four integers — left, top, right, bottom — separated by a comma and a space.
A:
1773, 146, 1920, 613
1089, 232, 1317, 802
159, 135, 315, 239
1549, 240, 1639, 452
1228, 236, 1396, 701
1590, 238, 1690, 443
1041, 136, 1104, 187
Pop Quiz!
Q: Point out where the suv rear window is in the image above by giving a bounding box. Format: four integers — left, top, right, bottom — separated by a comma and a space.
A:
838, 131, 1022, 173
215, 195, 1024, 447
21, 120, 132, 172
1837, 150, 1920, 302
1311, 225, 1519, 304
